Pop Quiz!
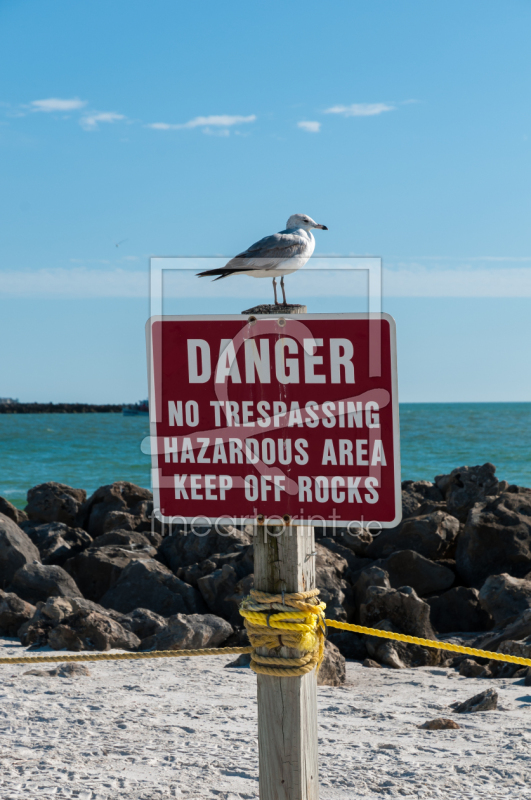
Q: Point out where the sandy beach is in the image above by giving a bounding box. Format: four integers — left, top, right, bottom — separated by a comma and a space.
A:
1, 638, 530, 800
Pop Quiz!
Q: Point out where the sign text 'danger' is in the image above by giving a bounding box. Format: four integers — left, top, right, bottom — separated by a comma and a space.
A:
148, 315, 401, 526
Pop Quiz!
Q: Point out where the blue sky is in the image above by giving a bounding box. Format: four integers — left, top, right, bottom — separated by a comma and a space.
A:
0, 0, 530, 402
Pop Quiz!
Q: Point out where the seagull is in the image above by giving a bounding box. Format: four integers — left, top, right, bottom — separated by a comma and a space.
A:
196, 213, 328, 305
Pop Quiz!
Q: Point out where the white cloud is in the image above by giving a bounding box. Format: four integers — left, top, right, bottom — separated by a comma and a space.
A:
324, 103, 395, 117
30, 97, 87, 112
297, 120, 321, 133
80, 112, 126, 131
146, 114, 256, 132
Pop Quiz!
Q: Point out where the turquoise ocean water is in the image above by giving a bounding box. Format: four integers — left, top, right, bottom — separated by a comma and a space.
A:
1, 404, 530, 509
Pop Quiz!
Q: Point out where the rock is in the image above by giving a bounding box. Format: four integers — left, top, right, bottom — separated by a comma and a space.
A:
365, 511, 460, 560
418, 718, 460, 730
0, 496, 28, 525
100, 559, 207, 617
455, 489, 531, 587
90, 530, 153, 549
21, 521, 92, 565
139, 613, 233, 651
401, 480, 445, 519
198, 564, 244, 626
452, 688, 498, 713
8, 563, 83, 604
361, 585, 436, 639
428, 587, 493, 633
318, 538, 372, 572
351, 566, 391, 623
315, 543, 353, 622
364, 618, 443, 669
0, 590, 36, 635
47, 609, 140, 651
0, 513, 41, 588
525, 670, 531, 687
478, 573, 531, 627
25, 482, 86, 526
224, 573, 254, 624
118, 608, 168, 640
22, 663, 91, 678
477, 607, 531, 653
317, 640, 346, 686
77, 482, 153, 538
327, 629, 368, 661
380, 550, 455, 597
481, 660, 521, 679
361, 586, 444, 668
102, 510, 142, 533
64, 545, 155, 601
224, 653, 251, 668
363, 658, 382, 668
336, 528, 373, 556
498, 635, 531, 660
459, 658, 485, 678
435, 463, 501, 522
159, 525, 252, 571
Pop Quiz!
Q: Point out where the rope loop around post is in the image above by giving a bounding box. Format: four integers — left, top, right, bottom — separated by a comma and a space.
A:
239, 589, 327, 677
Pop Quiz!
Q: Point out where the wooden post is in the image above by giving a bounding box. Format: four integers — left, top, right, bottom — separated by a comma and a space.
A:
254, 524, 319, 800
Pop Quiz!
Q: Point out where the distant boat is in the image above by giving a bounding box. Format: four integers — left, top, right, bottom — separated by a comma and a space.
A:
122, 399, 149, 417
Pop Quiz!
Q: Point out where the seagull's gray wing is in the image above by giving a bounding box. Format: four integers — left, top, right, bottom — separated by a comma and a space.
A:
226, 231, 308, 271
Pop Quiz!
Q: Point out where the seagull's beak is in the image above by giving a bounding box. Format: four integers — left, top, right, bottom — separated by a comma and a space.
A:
314, 223, 328, 230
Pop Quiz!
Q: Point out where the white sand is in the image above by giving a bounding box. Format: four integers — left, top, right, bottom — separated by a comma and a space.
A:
1, 638, 530, 799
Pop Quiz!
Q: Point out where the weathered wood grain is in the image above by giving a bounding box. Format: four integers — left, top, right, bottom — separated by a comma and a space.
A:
254, 525, 319, 800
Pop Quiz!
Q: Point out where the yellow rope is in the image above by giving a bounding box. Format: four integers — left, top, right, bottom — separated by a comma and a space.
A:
1, 591, 530, 673
326, 620, 531, 668
240, 589, 327, 677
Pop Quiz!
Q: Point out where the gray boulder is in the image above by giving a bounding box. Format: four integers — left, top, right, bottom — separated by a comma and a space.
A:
459, 658, 485, 678
100, 558, 207, 617
315, 543, 353, 622
77, 482, 153, 538
21, 521, 92, 565
9, 563, 83, 604
361, 585, 436, 639
0, 496, 28, 525
428, 587, 493, 633
0, 590, 36, 635
380, 550, 454, 597
317, 640, 346, 686
327, 629, 368, 661
159, 525, 252, 571
198, 564, 243, 625
25, 482, 86, 526
0, 513, 41, 588
365, 511, 460, 560
47, 610, 140, 651
456, 489, 531, 586
364, 618, 443, 668
401, 480, 445, 519
352, 566, 391, 623
475, 608, 531, 653
479, 573, 531, 628
64, 544, 155, 601
90, 530, 153, 549
118, 608, 168, 640
318, 537, 372, 572
452, 688, 498, 713
139, 612, 233, 651
435, 463, 503, 522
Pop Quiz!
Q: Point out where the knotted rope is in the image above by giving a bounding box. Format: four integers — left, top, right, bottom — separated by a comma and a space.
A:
239, 588, 327, 677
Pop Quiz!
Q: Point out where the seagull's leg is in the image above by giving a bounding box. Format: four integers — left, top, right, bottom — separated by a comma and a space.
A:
272, 277, 279, 305
280, 276, 288, 305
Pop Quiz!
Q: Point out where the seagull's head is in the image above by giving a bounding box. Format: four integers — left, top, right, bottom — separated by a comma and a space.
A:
286, 213, 328, 232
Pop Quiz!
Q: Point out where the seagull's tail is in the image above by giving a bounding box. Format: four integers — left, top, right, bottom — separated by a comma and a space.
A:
196, 267, 245, 281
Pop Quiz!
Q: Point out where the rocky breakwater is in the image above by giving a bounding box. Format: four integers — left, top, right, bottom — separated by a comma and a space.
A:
1, 462, 530, 686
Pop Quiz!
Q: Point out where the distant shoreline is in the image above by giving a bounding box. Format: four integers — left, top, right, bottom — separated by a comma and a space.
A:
0, 403, 123, 414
